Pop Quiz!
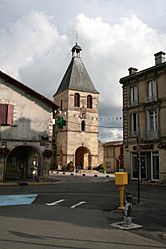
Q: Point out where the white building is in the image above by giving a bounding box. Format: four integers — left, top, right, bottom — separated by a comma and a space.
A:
0, 70, 58, 181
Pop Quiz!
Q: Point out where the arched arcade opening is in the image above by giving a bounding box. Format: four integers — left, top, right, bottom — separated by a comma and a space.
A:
5, 145, 41, 180
75, 146, 91, 170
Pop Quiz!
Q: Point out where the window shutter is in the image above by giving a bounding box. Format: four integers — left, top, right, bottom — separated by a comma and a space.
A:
0, 104, 8, 124
130, 87, 133, 102
148, 81, 152, 97
152, 80, 157, 97
7, 104, 14, 125
134, 86, 138, 102
0, 104, 3, 124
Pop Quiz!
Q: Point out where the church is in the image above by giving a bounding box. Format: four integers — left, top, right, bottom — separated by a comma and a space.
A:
53, 43, 100, 170
0, 42, 100, 182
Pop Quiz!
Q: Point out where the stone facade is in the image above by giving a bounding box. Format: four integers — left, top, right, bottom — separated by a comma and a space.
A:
120, 51, 166, 182
53, 44, 99, 170
0, 71, 58, 181
54, 89, 99, 170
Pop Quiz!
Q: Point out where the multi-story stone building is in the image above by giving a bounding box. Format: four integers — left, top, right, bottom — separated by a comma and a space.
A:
120, 51, 166, 182
53, 43, 99, 169
0, 71, 58, 181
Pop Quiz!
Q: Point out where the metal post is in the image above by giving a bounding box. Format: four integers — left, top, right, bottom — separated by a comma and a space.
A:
137, 109, 141, 204
118, 185, 125, 210
137, 144, 141, 203
52, 110, 58, 170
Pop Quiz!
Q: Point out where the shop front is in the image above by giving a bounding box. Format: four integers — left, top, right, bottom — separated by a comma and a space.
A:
131, 151, 159, 181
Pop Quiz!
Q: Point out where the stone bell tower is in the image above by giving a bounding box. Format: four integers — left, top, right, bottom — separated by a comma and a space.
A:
53, 43, 99, 170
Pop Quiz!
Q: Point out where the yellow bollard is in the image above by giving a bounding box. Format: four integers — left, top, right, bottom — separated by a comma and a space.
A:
115, 172, 128, 210
118, 185, 125, 210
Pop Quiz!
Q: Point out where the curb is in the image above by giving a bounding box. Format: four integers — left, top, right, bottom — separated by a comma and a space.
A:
51, 171, 114, 178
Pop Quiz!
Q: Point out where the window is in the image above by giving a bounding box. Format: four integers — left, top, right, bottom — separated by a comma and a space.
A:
152, 152, 159, 180
74, 93, 80, 107
130, 112, 137, 135
147, 80, 157, 102
81, 120, 85, 131
130, 85, 138, 106
106, 148, 112, 157
145, 109, 158, 140
148, 110, 158, 131
0, 104, 14, 125
120, 146, 123, 155
87, 95, 92, 109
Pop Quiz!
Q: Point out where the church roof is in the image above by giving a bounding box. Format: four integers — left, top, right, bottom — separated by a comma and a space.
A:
54, 44, 99, 96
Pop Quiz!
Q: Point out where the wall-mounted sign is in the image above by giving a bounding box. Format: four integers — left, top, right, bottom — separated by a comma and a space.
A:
158, 143, 166, 149
133, 144, 154, 151
119, 154, 124, 160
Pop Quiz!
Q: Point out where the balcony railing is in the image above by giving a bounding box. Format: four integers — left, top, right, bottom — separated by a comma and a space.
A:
146, 95, 157, 103
144, 129, 159, 140
128, 100, 138, 107
129, 131, 138, 137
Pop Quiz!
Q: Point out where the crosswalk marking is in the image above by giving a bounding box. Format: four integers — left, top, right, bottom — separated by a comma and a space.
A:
70, 201, 86, 209
46, 199, 65, 206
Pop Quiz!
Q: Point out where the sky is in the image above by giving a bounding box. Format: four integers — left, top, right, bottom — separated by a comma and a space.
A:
0, 0, 166, 142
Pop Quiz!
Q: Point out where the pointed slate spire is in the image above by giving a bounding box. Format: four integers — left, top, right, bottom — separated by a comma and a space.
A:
54, 43, 99, 96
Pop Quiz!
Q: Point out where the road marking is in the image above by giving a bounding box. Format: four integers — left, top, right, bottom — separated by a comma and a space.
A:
0, 194, 38, 207
46, 199, 65, 206
70, 201, 86, 209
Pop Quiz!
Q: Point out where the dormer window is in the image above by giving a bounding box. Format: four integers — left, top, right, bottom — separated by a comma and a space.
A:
87, 95, 92, 109
74, 93, 80, 107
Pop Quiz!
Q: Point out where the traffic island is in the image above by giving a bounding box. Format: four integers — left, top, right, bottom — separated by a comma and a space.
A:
112, 172, 143, 230
111, 221, 142, 230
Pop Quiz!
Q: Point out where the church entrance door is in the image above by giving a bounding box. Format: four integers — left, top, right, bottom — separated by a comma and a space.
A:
75, 146, 91, 170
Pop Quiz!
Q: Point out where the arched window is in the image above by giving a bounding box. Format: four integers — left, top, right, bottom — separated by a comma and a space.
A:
87, 95, 92, 109
74, 93, 80, 107
81, 120, 85, 132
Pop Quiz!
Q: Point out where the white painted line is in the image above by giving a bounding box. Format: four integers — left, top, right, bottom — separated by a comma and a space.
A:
46, 199, 65, 206
70, 201, 86, 209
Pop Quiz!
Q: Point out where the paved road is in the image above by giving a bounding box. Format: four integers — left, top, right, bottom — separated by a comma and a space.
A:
0, 175, 165, 249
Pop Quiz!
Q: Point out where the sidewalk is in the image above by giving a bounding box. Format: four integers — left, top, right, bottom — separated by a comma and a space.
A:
105, 181, 166, 245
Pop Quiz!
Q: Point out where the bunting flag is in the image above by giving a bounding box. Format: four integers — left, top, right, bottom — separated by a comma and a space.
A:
99, 116, 123, 121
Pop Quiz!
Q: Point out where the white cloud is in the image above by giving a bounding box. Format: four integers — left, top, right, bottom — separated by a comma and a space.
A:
0, 11, 68, 80
0, 10, 166, 141
74, 14, 166, 110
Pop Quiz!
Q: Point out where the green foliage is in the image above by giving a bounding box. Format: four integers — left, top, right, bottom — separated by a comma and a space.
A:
97, 163, 106, 173
66, 161, 74, 172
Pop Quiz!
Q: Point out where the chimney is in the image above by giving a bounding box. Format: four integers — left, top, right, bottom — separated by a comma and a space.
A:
154, 51, 165, 65
128, 67, 138, 75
